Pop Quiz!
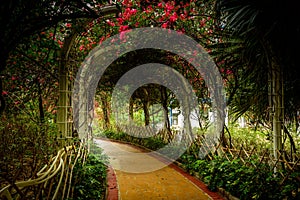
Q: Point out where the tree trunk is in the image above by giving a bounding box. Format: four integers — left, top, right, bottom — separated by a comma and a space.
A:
161, 86, 172, 141
101, 93, 111, 130
129, 98, 134, 121
142, 88, 150, 126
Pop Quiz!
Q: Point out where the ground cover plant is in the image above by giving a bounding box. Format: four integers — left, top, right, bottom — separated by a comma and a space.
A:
70, 147, 108, 200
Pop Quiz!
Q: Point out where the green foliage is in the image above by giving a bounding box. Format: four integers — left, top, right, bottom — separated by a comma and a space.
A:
174, 124, 300, 200
99, 129, 167, 151
227, 124, 271, 151
214, 0, 300, 123
180, 155, 300, 200
0, 116, 57, 187
132, 109, 146, 126
71, 153, 108, 200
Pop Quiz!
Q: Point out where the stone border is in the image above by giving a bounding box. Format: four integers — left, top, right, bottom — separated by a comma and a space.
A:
106, 166, 119, 200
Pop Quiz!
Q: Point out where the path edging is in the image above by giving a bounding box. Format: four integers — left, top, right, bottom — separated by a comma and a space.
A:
106, 166, 119, 200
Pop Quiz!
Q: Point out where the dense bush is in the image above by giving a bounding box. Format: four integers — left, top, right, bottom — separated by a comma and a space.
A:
0, 117, 57, 188
180, 154, 300, 200
71, 152, 108, 200
99, 129, 167, 151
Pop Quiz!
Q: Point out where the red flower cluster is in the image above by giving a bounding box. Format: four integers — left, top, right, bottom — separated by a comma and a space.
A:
119, 25, 130, 32
169, 12, 178, 23
122, 7, 137, 21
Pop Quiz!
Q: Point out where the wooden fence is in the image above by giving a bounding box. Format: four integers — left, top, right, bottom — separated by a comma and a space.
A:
0, 141, 88, 200
197, 136, 300, 183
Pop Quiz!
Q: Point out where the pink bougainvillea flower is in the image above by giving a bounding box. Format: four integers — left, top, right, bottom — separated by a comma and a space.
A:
117, 18, 123, 25
79, 45, 85, 51
165, 1, 175, 12
169, 12, 178, 22
226, 69, 233, 75
119, 29, 131, 42
123, 8, 136, 20
130, 8, 137, 15
2, 91, 8, 96
180, 13, 186, 20
66, 23, 72, 28
120, 31, 126, 41
122, 0, 132, 7
57, 40, 63, 47
98, 36, 106, 45
11, 76, 17, 80
177, 28, 185, 34
164, 11, 170, 18
119, 25, 130, 32
162, 22, 168, 28
158, 2, 163, 8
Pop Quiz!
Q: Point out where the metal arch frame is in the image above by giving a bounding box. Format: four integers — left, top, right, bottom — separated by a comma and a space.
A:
56, 5, 118, 140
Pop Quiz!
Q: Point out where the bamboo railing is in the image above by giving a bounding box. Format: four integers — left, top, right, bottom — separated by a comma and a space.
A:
0, 141, 88, 200
197, 136, 300, 183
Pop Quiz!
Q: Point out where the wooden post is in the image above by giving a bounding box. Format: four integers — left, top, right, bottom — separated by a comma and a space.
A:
57, 60, 69, 139
270, 57, 283, 173
57, 31, 77, 142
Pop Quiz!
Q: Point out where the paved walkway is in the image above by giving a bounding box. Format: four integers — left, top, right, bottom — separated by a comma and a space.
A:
95, 139, 224, 200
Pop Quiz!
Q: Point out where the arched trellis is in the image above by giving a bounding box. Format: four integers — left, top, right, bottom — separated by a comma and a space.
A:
56, 5, 118, 141
73, 28, 226, 158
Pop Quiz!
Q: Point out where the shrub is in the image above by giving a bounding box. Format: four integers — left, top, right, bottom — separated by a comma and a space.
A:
189, 156, 300, 200
71, 152, 108, 200
0, 117, 57, 189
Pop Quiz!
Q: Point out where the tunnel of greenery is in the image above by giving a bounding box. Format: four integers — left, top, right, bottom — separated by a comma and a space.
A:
0, 0, 300, 199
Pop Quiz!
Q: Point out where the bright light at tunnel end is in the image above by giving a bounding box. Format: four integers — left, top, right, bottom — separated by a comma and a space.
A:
73, 27, 226, 173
